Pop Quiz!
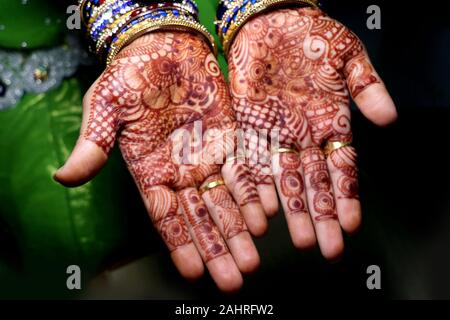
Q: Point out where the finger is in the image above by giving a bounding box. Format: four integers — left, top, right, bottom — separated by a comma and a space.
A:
54, 78, 119, 187
272, 152, 316, 250
246, 132, 279, 217
145, 185, 204, 281
301, 147, 344, 261
200, 174, 260, 274
256, 181, 279, 218
221, 160, 267, 237
178, 188, 243, 293
326, 146, 361, 234
344, 51, 397, 126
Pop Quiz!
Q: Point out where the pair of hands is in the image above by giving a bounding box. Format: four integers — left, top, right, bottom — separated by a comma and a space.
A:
54, 8, 396, 292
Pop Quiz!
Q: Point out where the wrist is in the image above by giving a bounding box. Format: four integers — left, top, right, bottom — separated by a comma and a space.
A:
117, 30, 212, 57
78, 0, 216, 65
216, 0, 319, 56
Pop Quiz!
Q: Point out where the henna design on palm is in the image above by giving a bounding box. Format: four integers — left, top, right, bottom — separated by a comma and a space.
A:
84, 33, 239, 253
228, 7, 396, 258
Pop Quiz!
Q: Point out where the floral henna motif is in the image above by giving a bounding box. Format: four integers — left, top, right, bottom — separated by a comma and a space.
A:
229, 8, 375, 200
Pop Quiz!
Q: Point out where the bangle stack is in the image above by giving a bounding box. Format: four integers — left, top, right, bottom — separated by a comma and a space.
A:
78, 0, 216, 65
216, 0, 319, 56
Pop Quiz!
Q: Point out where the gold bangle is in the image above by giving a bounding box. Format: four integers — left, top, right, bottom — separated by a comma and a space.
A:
106, 16, 217, 65
221, 0, 319, 56
198, 180, 226, 195
78, 0, 89, 26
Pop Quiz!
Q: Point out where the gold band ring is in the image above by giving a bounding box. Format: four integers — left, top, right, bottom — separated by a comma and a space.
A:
271, 147, 299, 155
323, 141, 352, 158
199, 179, 226, 195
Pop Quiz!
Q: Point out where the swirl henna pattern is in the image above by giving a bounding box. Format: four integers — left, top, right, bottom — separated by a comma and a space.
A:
79, 32, 257, 269
228, 7, 390, 255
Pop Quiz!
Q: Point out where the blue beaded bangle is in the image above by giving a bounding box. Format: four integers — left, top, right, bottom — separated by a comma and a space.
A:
107, 8, 195, 58
220, 0, 259, 37
91, 1, 199, 43
79, 0, 205, 63
110, 8, 190, 43
90, 1, 139, 42
80, 0, 104, 26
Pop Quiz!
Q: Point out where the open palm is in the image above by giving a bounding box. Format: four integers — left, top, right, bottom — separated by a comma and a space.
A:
228, 8, 397, 259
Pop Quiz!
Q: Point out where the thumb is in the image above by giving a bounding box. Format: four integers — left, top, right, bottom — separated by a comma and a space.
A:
344, 50, 398, 127
54, 79, 119, 187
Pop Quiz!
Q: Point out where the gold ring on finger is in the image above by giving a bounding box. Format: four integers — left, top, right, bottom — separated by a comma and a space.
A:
271, 147, 299, 155
198, 179, 226, 195
323, 141, 352, 158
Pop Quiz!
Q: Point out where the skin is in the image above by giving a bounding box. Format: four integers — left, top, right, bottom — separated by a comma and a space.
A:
228, 7, 397, 260
54, 31, 266, 292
